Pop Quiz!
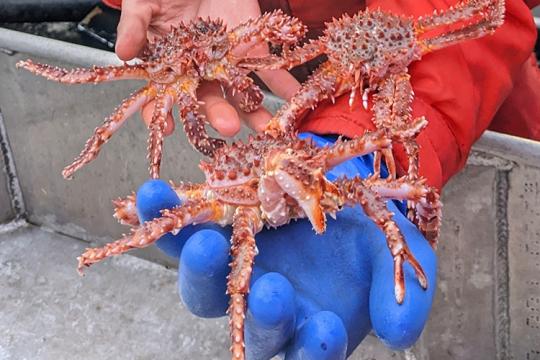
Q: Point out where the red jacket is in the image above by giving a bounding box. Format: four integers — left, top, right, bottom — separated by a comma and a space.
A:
104, 0, 539, 189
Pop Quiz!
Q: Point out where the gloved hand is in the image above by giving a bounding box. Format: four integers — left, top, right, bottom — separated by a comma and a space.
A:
136, 133, 437, 359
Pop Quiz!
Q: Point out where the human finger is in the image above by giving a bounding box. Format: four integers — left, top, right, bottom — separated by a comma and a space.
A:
245, 272, 296, 360
115, 0, 156, 60
236, 41, 301, 101
198, 81, 241, 137
239, 107, 272, 133
256, 69, 301, 102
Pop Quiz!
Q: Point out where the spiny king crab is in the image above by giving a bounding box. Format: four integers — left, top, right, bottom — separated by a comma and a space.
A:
241, 0, 505, 195
81, 128, 441, 360
17, 10, 306, 179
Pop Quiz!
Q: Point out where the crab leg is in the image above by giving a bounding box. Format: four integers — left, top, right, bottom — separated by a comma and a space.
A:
239, 39, 324, 71
171, 78, 226, 157
414, 188, 442, 248
366, 177, 442, 249
229, 9, 306, 48
16, 60, 149, 84
147, 86, 174, 178
112, 192, 139, 226
181, 108, 226, 157
324, 130, 392, 169
265, 62, 339, 135
216, 63, 264, 112
372, 74, 428, 180
371, 74, 408, 179
78, 199, 229, 273
416, 0, 502, 31
112, 182, 209, 227
227, 206, 263, 360
368, 177, 428, 201
62, 86, 155, 179
419, 1, 505, 53
336, 177, 428, 304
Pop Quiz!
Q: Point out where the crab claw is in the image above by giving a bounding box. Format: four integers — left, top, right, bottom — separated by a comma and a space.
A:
274, 169, 326, 234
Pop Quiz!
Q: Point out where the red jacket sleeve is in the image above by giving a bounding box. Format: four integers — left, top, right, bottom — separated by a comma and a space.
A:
102, 0, 122, 9
489, 54, 540, 139
298, 0, 537, 190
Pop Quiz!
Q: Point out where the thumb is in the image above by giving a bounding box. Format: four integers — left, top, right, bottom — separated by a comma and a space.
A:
256, 69, 301, 101
115, 0, 156, 60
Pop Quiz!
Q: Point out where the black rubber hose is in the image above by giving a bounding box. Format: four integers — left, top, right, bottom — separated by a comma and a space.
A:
0, 0, 100, 23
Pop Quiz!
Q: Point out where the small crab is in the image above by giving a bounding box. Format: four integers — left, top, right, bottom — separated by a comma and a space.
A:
17, 10, 306, 179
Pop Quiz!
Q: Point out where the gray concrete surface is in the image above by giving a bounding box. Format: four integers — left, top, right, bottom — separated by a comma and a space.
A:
0, 225, 230, 359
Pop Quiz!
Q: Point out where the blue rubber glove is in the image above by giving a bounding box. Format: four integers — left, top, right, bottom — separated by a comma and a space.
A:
136, 133, 437, 359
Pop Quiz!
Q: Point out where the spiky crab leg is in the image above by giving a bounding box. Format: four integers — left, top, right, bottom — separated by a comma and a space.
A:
371, 73, 429, 217
324, 130, 392, 169
265, 62, 339, 135
336, 177, 428, 304
238, 38, 324, 71
147, 86, 174, 178
78, 199, 230, 273
62, 86, 154, 179
16, 60, 149, 83
368, 177, 442, 249
371, 74, 412, 179
416, 0, 503, 33
229, 9, 307, 49
171, 78, 226, 157
212, 63, 264, 113
414, 188, 442, 248
112, 192, 138, 226
417, 0, 505, 52
227, 206, 263, 360
112, 181, 209, 228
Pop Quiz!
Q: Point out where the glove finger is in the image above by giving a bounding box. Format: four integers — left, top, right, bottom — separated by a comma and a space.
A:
369, 219, 437, 349
245, 272, 296, 360
285, 311, 348, 360
136, 179, 184, 258
179, 229, 232, 318
136, 179, 226, 258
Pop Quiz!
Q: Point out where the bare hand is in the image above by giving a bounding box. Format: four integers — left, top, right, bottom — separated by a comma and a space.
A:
115, 0, 300, 136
